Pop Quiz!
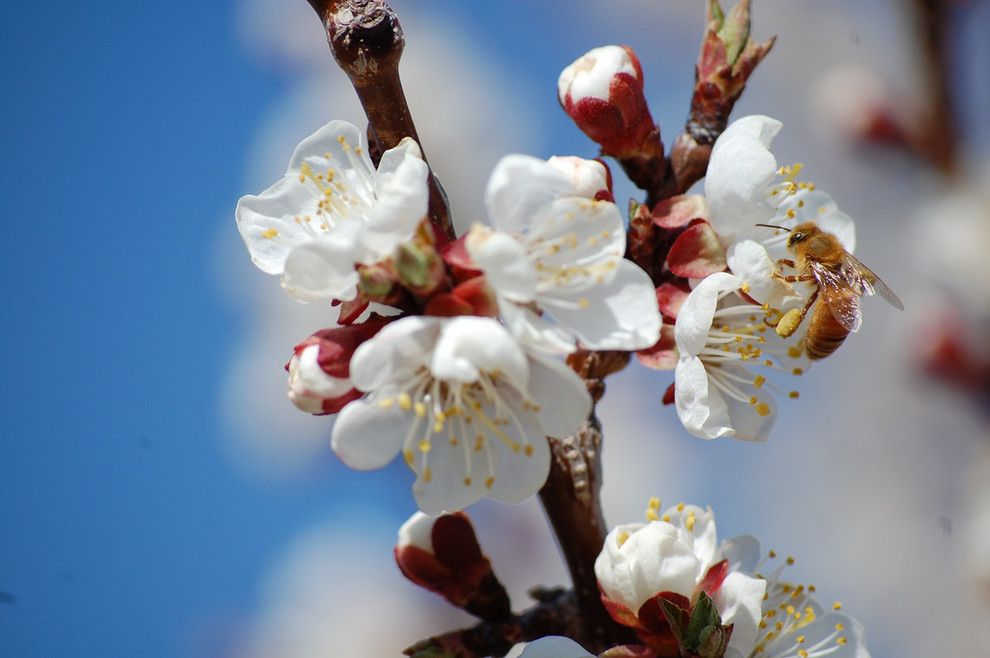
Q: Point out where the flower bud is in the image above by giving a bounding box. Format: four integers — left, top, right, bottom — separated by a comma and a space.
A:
558, 45, 658, 158
285, 317, 390, 415
395, 511, 511, 621
396, 241, 445, 296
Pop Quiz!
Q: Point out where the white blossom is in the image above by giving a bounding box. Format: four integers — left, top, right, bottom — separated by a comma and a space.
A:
466, 154, 660, 354
330, 315, 591, 514
705, 115, 856, 309
236, 120, 429, 302
673, 272, 805, 442
595, 501, 766, 656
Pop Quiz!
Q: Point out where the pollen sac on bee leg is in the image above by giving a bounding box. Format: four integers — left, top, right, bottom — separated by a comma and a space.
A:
775, 308, 805, 338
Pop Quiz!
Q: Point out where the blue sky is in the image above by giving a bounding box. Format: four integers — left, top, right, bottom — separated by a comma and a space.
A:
2, 1, 989, 657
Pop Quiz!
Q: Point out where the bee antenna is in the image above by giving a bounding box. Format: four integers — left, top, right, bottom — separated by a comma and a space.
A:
754, 223, 789, 231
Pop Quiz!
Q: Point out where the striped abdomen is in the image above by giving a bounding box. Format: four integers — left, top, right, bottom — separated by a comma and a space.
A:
805, 301, 850, 359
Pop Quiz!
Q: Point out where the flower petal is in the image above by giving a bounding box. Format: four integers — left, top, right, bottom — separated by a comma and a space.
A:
674, 356, 734, 440
540, 260, 661, 351
431, 317, 529, 388
666, 221, 728, 279
714, 571, 766, 656
500, 302, 578, 355
365, 137, 430, 258
349, 316, 439, 392
330, 397, 407, 470
236, 175, 323, 274
281, 219, 367, 302
485, 154, 573, 233
674, 272, 740, 356
718, 534, 762, 573
706, 116, 782, 243
527, 355, 592, 438
726, 239, 800, 309
506, 636, 595, 658
466, 225, 540, 302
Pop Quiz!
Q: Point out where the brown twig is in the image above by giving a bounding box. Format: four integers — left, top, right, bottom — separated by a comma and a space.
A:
306, 0, 455, 243
912, 0, 959, 175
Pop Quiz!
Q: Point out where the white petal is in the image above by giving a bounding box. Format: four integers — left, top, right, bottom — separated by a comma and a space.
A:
527, 355, 592, 438
364, 138, 430, 258
290, 345, 353, 398
236, 176, 323, 274
500, 301, 578, 355
778, 612, 871, 658
546, 156, 609, 199
726, 240, 801, 309
660, 504, 719, 572
706, 117, 783, 243
430, 317, 529, 388
330, 397, 407, 470
674, 272, 741, 355
507, 636, 595, 658
674, 356, 734, 440
466, 225, 539, 302
595, 523, 646, 609
281, 220, 366, 302
485, 155, 573, 233
557, 45, 637, 103
718, 535, 762, 573
539, 260, 661, 351
529, 197, 625, 294
717, 369, 777, 442
715, 571, 766, 656
625, 522, 701, 607
349, 316, 439, 392
397, 512, 435, 552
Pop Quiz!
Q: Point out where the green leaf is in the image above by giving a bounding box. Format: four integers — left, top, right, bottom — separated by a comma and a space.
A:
716, 0, 752, 65
658, 597, 690, 646
706, 0, 725, 30
685, 592, 723, 651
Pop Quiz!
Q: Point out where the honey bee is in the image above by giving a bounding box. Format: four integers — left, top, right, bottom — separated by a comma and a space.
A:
755, 221, 903, 359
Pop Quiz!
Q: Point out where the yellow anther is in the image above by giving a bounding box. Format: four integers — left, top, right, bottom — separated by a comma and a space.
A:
662, 514, 671, 522
792, 367, 804, 375
769, 549, 777, 558
423, 467, 432, 483
798, 650, 808, 658
377, 398, 395, 409
740, 282, 751, 293
756, 402, 770, 417
403, 449, 414, 466
449, 436, 459, 446
463, 476, 472, 486
418, 439, 431, 453
485, 476, 495, 489
646, 508, 660, 522
788, 346, 803, 359
685, 511, 697, 531
617, 530, 630, 547
676, 502, 685, 512
578, 297, 590, 309
786, 556, 796, 565
797, 635, 806, 644
835, 623, 844, 631
648, 496, 661, 510
750, 396, 759, 405
753, 375, 767, 388
261, 228, 278, 239
524, 444, 534, 456
414, 402, 427, 417
833, 601, 842, 610
398, 393, 412, 410
837, 637, 848, 645
789, 391, 800, 399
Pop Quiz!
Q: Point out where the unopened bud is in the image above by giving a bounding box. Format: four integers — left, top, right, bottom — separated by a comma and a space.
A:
285, 317, 390, 415
395, 511, 510, 621
558, 45, 659, 159
357, 263, 396, 301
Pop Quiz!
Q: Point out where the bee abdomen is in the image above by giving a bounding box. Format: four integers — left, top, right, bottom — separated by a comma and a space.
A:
805, 303, 849, 360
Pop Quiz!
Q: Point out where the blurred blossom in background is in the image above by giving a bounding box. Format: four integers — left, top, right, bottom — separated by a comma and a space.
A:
1, 0, 988, 657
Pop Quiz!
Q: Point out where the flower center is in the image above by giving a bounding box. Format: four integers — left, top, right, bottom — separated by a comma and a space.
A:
289, 135, 376, 237
375, 367, 542, 489
697, 296, 802, 416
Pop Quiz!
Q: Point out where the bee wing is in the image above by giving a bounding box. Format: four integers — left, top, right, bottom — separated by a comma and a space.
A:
810, 260, 863, 333
839, 252, 904, 310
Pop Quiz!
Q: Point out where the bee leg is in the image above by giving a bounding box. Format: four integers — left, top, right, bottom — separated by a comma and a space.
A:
774, 273, 814, 283
775, 289, 820, 338
775, 258, 797, 270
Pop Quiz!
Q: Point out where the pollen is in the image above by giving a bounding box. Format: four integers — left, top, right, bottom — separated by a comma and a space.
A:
740, 282, 751, 293
753, 375, 766, 388
261, 228, 278, 239
685, 511, 697, 531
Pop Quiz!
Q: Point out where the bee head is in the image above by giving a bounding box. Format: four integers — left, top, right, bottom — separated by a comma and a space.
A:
787, 222, 820, 248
